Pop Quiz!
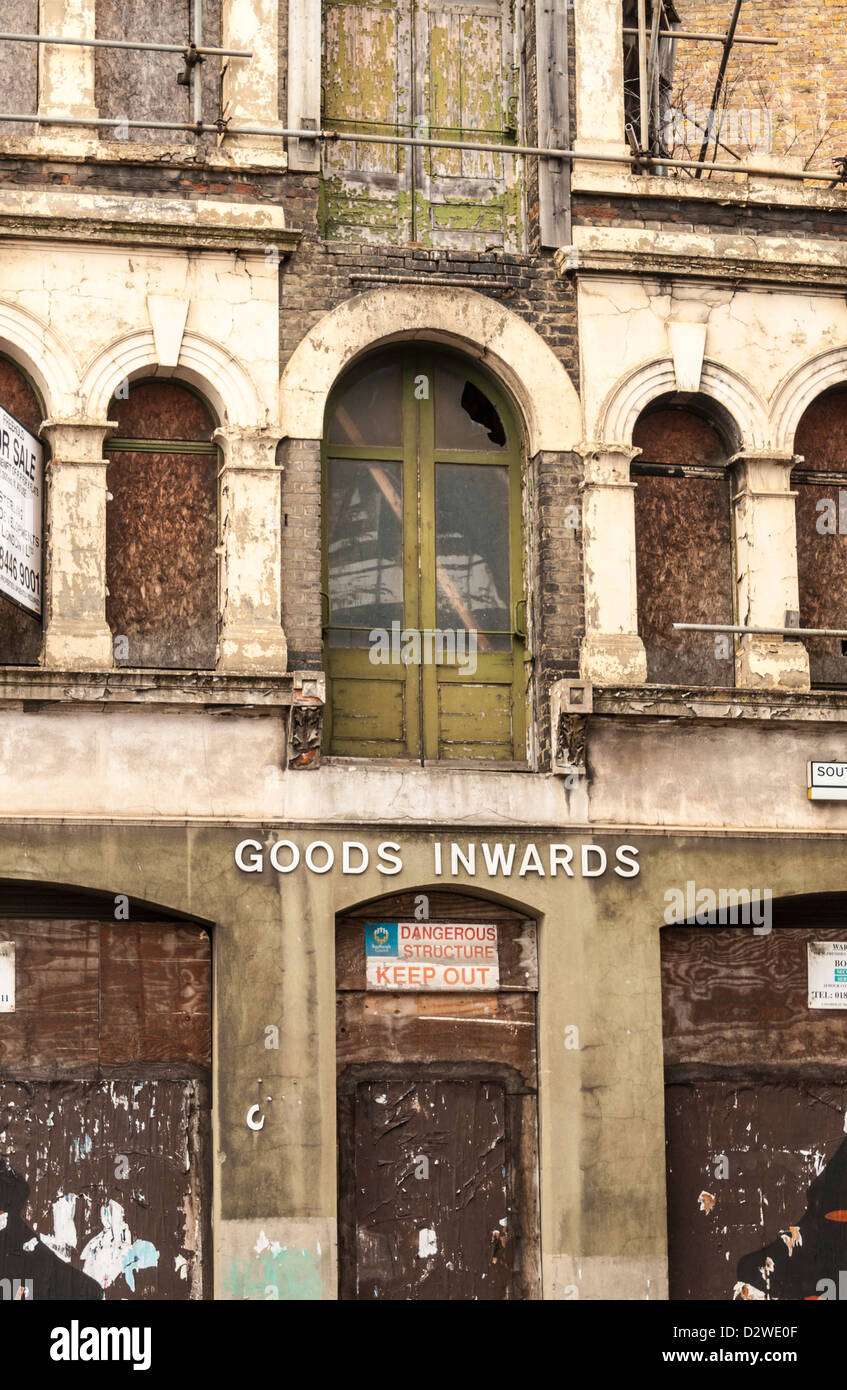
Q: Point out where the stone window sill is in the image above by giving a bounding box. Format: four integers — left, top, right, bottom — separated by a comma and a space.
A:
0, 666, 324, 710
592, 684, 847, 725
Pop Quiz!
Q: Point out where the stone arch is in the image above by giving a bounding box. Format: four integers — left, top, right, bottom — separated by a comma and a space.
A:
80, 328, 266, 427
771, 346, 847, 453
0, 300, 79, 420
599, 357, 768, 451
278, 287, 581, 455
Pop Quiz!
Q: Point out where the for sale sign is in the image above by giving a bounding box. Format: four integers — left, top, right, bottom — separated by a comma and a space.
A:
365, 921, 499, 991
0, 404, 42, 616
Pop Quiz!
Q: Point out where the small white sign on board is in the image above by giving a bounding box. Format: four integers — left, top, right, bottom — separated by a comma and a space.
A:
808, 940, 847, 1009
0, 404, 42, 616
0, 942, 14, 1012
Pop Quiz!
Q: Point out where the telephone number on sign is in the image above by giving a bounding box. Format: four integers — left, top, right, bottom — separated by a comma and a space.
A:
0, 546, 40, 595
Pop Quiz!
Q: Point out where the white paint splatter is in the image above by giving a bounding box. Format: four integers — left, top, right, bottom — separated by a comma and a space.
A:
253, 1230, 270, 1255
79, 1200, 157, 1293
0, 1211, 7, 1232
39, 1193, 78, 1264
80, 1200, 133, 1288
418, 1228, 437, 1258
174, 1255, 189, 1280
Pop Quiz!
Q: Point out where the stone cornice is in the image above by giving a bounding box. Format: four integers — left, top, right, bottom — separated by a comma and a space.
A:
557, 243, 847, 292
592, 684, 847, 726
0, 187, 300, 255
0, 667, 324, 709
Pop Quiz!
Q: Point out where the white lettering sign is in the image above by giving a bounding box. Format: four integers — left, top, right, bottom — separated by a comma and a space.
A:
0, 405, 42, 616
808, 940, 847, 1009
0, 942, 14, 1012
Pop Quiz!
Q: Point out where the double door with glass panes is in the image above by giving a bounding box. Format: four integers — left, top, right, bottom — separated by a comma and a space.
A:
323, 348, 526, 762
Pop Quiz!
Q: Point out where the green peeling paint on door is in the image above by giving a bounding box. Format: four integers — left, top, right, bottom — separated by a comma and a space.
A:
321, 0, 523, 249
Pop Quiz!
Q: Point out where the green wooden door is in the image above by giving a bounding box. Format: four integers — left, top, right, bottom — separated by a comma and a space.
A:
321, 0, 522, 248
323, 349, 526, 762
413, 0, 521, 249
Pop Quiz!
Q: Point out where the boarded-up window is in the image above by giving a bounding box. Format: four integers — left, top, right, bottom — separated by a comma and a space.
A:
793, 388, 847, 687
0, 356, 43, 666
321, 0, 522, 249
105, 382, 218, 670
662, 913, 847, 1301
95, 0, 222, 143
633, 407, 733, 686
0, 1, 38, 136
0, 915, 211, 1300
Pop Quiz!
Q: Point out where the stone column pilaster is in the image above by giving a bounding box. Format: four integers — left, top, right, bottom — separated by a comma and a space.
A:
41, 421, 114, 670
572, 0, 631, 176
579, 442, 647, 685
222, 0, 285, 156
38, 0, 99, 130
216, 428, 288, 674
731, 451, 810, 690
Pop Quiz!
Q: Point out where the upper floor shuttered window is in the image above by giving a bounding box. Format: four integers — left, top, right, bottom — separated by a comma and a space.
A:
321, 0, 523, 249
105, 382, 219, 671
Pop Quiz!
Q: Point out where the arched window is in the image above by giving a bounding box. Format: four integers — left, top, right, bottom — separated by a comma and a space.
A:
0, 355, 44, 666
105, 381, 218, 670
323, 348, 526, 761
633, 403, 735, 686
793, 387, 847, 687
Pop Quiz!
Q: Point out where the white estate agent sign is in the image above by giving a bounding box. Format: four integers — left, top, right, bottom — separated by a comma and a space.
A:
0, 404, 42, 616
365, 921, 499, 991
808, 762, 847, 800
808, 941, 847, 1009
0, 942, 14, 1012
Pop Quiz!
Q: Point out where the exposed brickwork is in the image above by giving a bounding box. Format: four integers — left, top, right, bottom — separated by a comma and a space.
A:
532, 450, 585, 768
0, 155, 288, 204
670, 0, 847, 174
280, 437, 322, 672
572, 190, 847, 240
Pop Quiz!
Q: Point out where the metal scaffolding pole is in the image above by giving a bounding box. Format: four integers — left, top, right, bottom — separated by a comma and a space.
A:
695, 0, 744, 174
674, 623, 847, 638
0, 112, 838, 185
623, 26, 777, 45
0, 31, 250, 58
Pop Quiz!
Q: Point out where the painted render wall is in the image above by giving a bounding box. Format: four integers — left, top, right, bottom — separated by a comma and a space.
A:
2, 820, 847, 1298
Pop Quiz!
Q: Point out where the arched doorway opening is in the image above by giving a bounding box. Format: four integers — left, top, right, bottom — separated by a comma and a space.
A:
335, 887, 539, 1299
323, 346, 527, 762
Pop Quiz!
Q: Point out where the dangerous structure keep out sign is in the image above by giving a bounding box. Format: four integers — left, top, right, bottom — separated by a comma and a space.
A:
365, 921, 499, 991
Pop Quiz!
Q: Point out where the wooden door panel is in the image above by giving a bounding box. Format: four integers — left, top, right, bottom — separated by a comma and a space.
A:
0, 1078, 205, 1301
666, 1081, 847, 1301
415, 0, 521, 249
0, 918, 210, 1300
322, 0, 412, 241
352, 1078, 510, 1300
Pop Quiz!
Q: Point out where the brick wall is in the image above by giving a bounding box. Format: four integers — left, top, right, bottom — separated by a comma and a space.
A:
670, 0, 847, 175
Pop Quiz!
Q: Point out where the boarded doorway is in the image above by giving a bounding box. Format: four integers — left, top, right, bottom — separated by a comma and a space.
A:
336, 890, 539, 1300
0, 900, 211, 1301
662, 912, 847, 1301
